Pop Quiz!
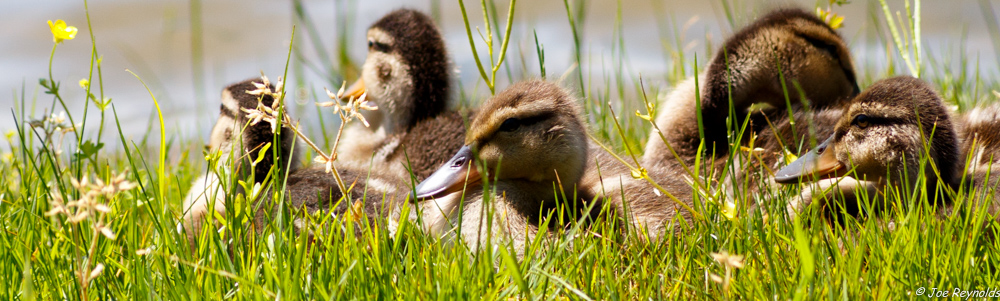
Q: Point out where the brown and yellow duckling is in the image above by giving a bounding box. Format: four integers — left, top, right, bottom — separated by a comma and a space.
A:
412, 80, 595, 251
253, 9, 467, 235
413, 80, 699, 245
952, 103, 1000, 221
643, 8, 859, 170
959, 102, 1000, 167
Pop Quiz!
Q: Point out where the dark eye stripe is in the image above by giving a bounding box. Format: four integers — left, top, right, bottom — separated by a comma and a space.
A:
798, 34, 839, 59
497, 112, 553, 133
369, 41, 390, 53
850, 115, 911, 128
521, 114, 549, 126
499, 118, 520, 132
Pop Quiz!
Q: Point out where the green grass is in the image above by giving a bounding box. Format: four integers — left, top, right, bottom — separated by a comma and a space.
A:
3, 0, 1000, 299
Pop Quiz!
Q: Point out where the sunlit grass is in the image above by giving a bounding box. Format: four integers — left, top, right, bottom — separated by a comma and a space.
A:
2, 0, 1000, 299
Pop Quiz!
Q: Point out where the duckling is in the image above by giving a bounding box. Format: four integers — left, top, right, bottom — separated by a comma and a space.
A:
643, 8, 859, 169
412, 80, 594, 251
773, 76, 962, 217
181, 78, 300, 241
337, 8, 466, 180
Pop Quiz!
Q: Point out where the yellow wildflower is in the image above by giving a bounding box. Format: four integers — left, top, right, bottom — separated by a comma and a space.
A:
782, 149, 800, 165
815, 8, 844, 29
79, 79, 90, 89
722, 200, 737, 221
48, 20, 78, 43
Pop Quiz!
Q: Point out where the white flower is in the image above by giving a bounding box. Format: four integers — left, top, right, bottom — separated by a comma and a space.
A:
711, 251, 744, 269
87, 263, 104, 280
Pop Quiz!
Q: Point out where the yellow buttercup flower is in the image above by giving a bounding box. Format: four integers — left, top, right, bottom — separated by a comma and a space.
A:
48, 20, 78, 43
815, 8, 844, 29
79, 79, 90, 89
722, 200, 737, 221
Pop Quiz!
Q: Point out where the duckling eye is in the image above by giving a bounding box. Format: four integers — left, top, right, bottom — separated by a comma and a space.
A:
367, 39, 390, 53
499, 118, 521, 132
852, 114, 870, 129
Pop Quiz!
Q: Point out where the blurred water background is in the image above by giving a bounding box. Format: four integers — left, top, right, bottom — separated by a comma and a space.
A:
2, 0, 998, 149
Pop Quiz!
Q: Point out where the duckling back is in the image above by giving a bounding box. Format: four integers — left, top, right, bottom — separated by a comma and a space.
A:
582, 147, 696, 239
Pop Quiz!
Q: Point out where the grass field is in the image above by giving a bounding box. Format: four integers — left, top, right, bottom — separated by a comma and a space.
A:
3, 0, 1000, 299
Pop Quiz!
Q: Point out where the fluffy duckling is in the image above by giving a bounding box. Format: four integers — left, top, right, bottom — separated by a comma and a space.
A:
337, 9, 466, 180
774, 76, 962, 217
413, 80, 594, 251
643, 8, 859, 168
181, 79, 300, 241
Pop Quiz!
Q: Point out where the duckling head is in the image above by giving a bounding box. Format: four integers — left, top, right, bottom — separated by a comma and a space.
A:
704, 8, 859, 112
342, 9, 450, 134
415, 80, 587, 200
775, 76, 961, 194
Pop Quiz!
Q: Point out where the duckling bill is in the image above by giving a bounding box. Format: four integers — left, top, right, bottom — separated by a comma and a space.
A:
414, 145, 478, 199
773, 135, 846, 183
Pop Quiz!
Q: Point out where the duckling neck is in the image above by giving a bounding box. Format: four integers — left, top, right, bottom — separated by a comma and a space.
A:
404, 47, 450, 128
360, 108, 387, 132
